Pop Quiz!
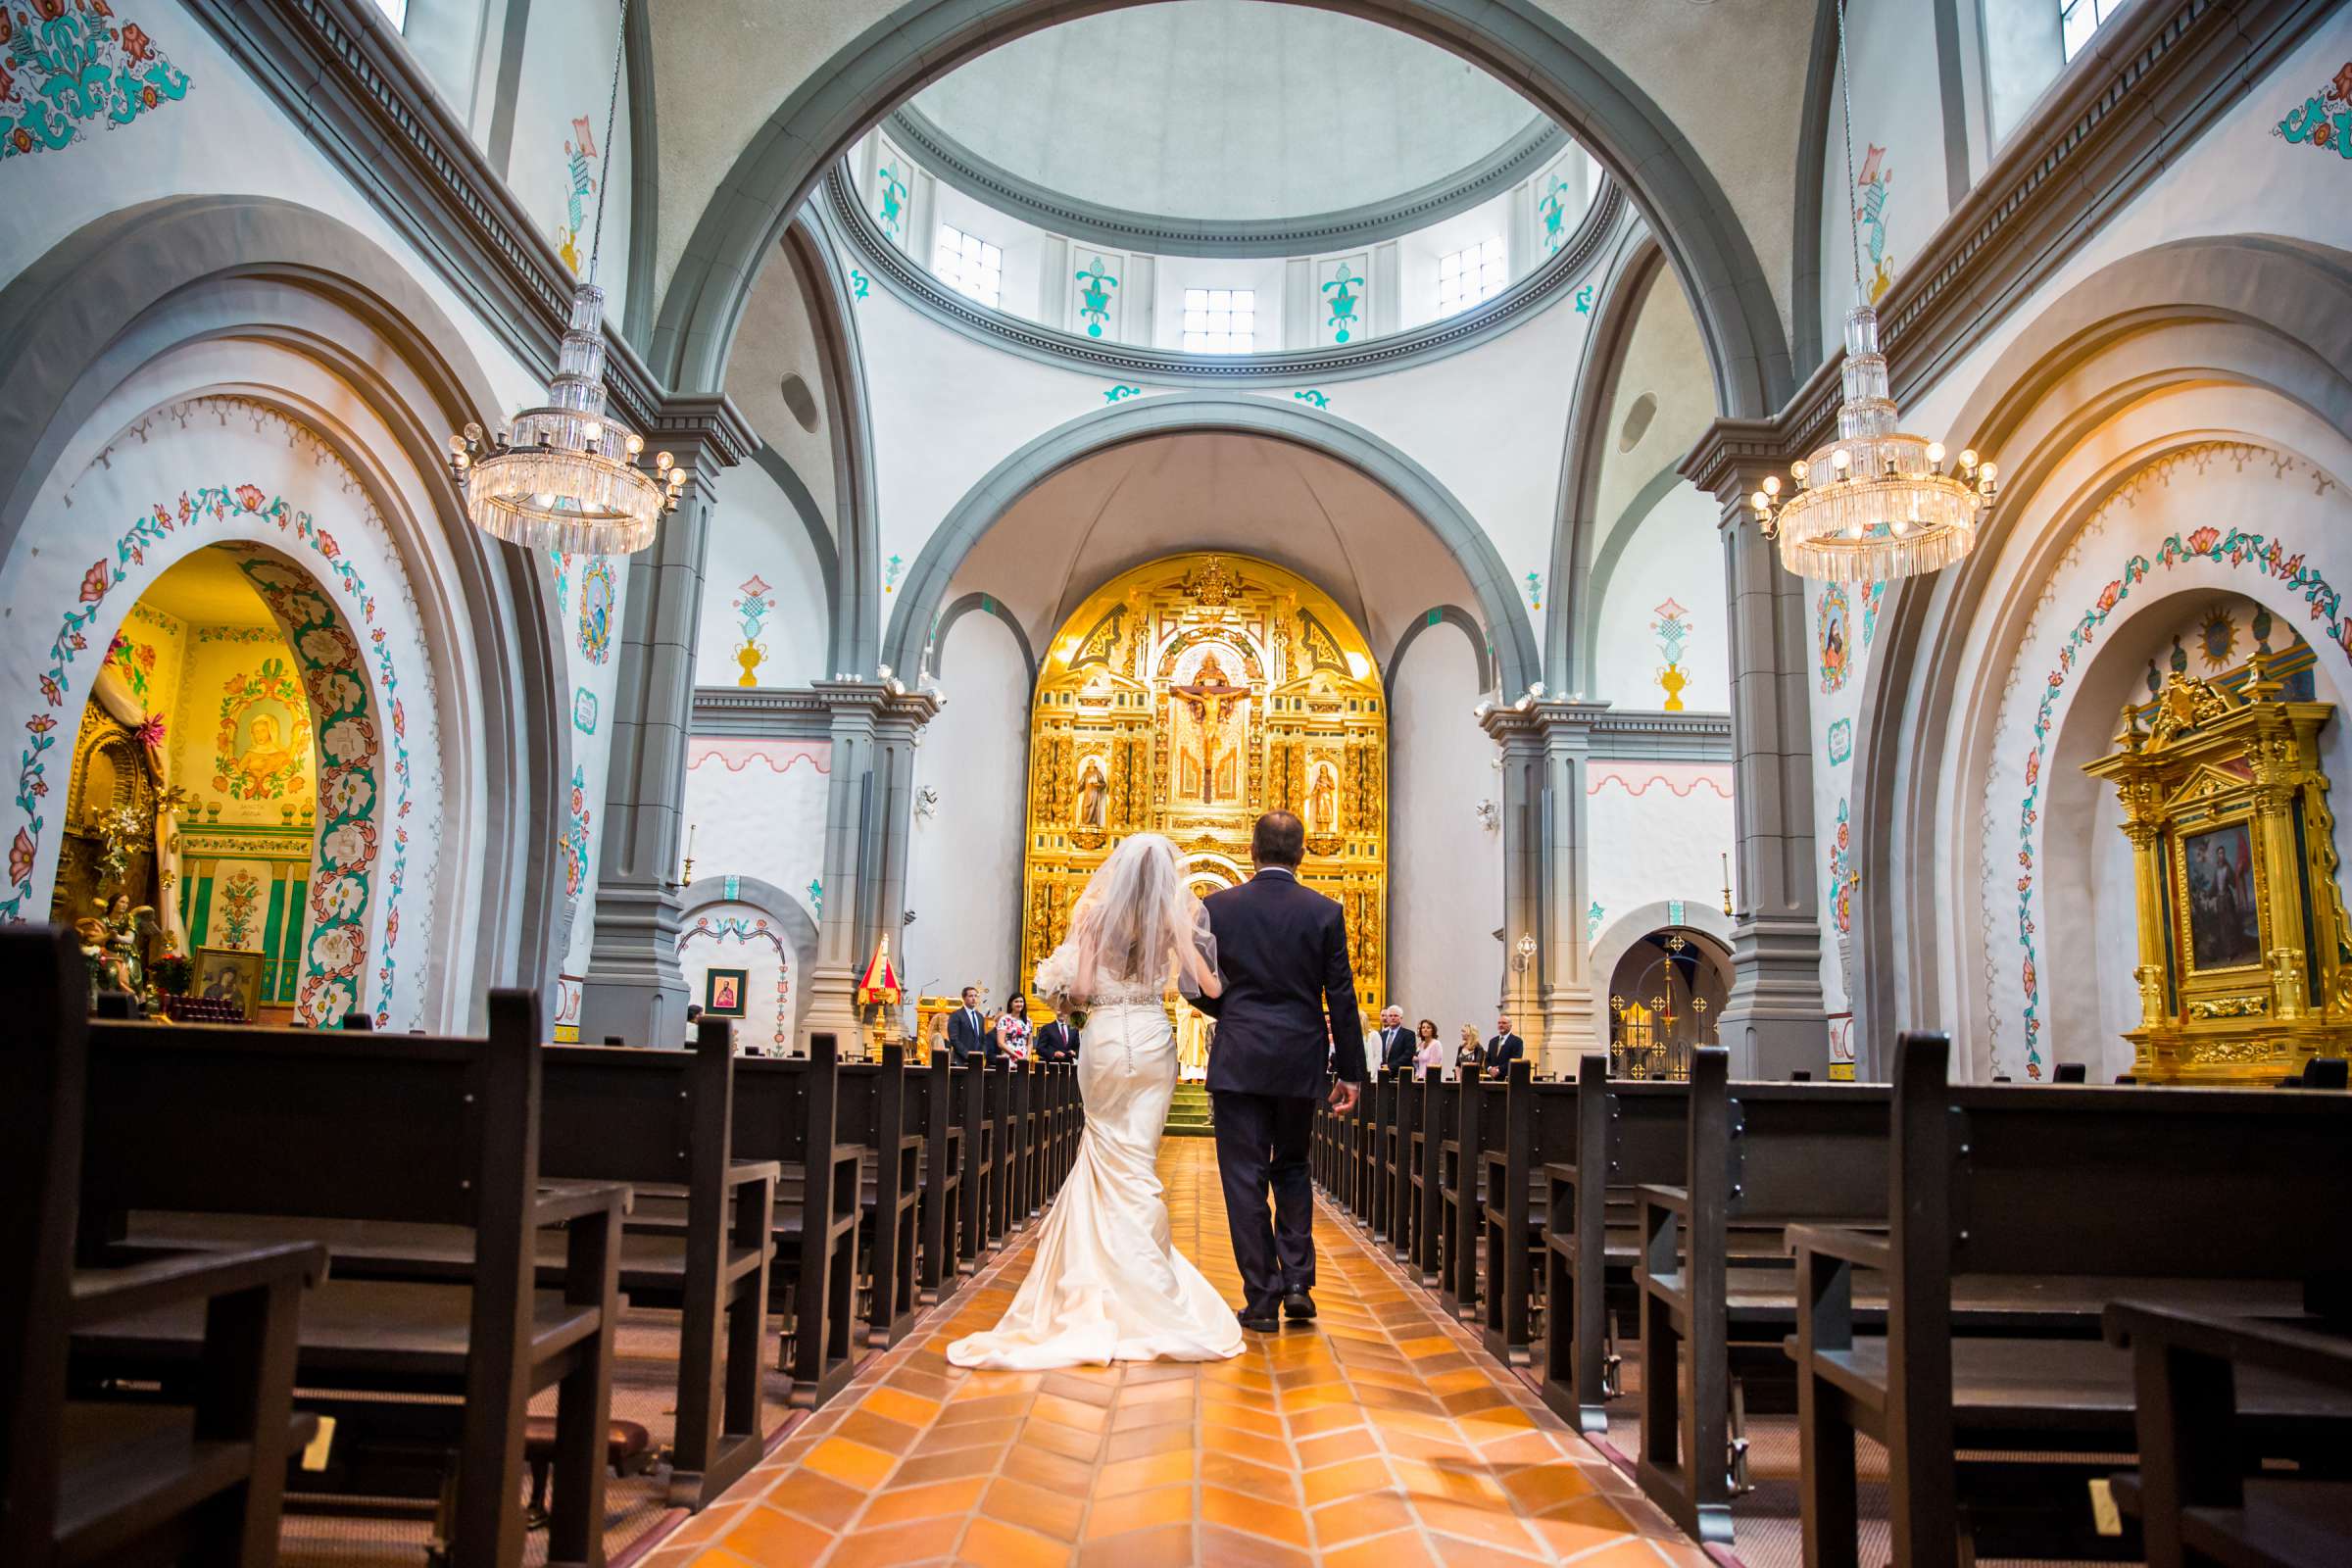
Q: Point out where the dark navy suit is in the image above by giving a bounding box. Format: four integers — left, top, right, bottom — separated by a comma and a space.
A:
1033, 1019, 1079, 1063
1192, 865, 1364, 1313
946, 1005, 995, 1064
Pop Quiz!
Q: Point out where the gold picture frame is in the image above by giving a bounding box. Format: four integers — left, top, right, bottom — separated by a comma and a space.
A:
193, 946, 265, 1022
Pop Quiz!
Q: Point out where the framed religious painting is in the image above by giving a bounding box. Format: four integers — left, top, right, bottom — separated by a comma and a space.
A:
194, 946, 265, 1022
2176, 817, 2265, 974
704, 967, 750, 1019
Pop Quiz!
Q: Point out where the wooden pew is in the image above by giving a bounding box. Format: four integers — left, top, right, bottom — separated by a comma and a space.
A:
74, 990, 628, 1568
1790, 1033, 2352, 1567
1443, 1062, 1500, 1320
1480, 1058, 1543, 1363
1632, 1049, 1890, 1544
2104, 1303, 2352, 1568
539, 1025, 777, 1507
1365, 1069, 1396, 1244
5, 926, 327, 1568
730, 1035, 864, 1408
958, 1056, 1003, 1263
1413, 1070, 1460, 1291
914, 1047, 964, 1304
1386, 1067, 1425, 1268
838, 1045, 921, 1347
1540, 1056, 1688, 1433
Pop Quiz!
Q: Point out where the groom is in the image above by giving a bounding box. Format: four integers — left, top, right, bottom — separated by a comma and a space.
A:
1191, 809, 1364, 1331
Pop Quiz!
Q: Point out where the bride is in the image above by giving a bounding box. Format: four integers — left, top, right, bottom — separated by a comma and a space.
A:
947, 832, 1244, 1369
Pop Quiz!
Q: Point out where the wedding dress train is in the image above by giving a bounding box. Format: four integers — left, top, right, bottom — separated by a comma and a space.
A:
945, 985, 1243, 1369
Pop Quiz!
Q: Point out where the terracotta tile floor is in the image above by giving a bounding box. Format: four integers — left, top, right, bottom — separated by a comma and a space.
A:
636, 1141, 1707, 1567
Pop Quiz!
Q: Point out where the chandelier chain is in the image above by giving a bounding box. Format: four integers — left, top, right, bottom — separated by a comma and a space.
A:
587, 0, 628, 283
1837, 0, 1863, 302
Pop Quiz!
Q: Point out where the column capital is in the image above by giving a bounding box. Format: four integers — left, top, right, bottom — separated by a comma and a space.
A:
1479, 696, 1612, 751
638, 393, 758, 474
808, 678, 943, 734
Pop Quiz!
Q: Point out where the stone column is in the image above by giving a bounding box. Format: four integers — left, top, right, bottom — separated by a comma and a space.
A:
578, 397, 754, 1049
1483, 697, 1610, 1074
1697, 450, 1830, 1079
799, 680, 939, 1050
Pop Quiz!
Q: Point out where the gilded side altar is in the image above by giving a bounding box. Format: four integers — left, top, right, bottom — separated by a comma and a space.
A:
2083, 652, 2352, 1083
1021, 555, 1387, 1024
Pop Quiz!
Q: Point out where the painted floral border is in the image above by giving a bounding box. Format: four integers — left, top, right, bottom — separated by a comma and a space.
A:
2010, 521, 2351, 1075
4, 484, 414, 1028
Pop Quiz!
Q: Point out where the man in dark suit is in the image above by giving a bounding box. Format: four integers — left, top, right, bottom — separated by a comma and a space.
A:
1192, 810, 1364, 1333
1486, 1011, 1527, 1075
1373, 1005, 1416, 1076
946, 986, 994, 1065
1034, 1012, 1080, 1063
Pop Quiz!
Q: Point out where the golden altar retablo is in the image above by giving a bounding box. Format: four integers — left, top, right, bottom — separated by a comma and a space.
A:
2083, 653, 2352, 1083
1021, 554, 1386, 1018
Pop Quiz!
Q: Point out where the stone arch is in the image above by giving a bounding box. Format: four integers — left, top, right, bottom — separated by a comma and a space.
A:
678, 873, 823, 1045
649, 0, 1790, 422
1849, 235, 2352, 1076
882, 392, 1541, 696
0, 196, 569, 1024
1385, 606, 1494, 700
932, 593, 1039, 688
1587, 899, 1736, 1005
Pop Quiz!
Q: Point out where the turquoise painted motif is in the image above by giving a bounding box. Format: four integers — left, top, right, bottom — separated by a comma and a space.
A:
849, 269, 869, 301
1574, 284, 1594, 315
0, 3, 190, 162
1321, 264, 1362, 344
1292, 389, 1330, 410
874, 161, 908, 240
1104, 384, 1144, 404
1075, 256, 1119, 338
1540, 175, 1576, 256
885, 554, 904, 596
2275, 62, 2352, 161
731, 573, 774, 686
1651, 597, 1691, 710
577, 558, 615, 664
572, 686, 598, 734
1523, 571, 1544, 612
1854, 144, 1895, 302
555, 115, 598, 276
2012, 522, 2352, 1078
1588, 900, 1603, 943
807, 877, 823, 915
1826, 716, 1852, 766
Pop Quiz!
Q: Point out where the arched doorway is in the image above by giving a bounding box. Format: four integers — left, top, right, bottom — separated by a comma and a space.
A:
1021, 554, 1387, 1020
1604, 927, 1731, 1081
49, 540, 382, 1026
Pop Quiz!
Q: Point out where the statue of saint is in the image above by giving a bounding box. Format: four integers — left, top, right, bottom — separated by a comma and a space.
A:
1075, 757, 1107, 829
1170, 651, 1249, 806
93, 893, 154, 996
1308, 766, 1338, 836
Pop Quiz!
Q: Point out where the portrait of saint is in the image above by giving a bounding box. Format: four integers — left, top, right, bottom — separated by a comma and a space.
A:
705, 966, 751, 1019
2182, 821, 2261, 970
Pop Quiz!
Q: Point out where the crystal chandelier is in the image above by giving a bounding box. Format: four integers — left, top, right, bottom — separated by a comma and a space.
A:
1747, 0, 1996, 584
447, 0, 682, 555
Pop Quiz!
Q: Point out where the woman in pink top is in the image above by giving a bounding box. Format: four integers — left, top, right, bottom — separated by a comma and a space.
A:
1413, 1018, 1446, 1079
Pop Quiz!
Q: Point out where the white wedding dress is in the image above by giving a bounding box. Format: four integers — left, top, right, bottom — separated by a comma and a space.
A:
946, 978, 1244, 1369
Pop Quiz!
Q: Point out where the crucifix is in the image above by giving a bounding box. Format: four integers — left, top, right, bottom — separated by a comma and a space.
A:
1170, 652, 1249, 805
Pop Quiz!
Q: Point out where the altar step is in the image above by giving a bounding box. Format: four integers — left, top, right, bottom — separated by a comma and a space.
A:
1165, 1081, 1214, 1138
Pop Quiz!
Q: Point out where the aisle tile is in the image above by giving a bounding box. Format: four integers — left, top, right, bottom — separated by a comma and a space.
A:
658, 1141, 1700, 1567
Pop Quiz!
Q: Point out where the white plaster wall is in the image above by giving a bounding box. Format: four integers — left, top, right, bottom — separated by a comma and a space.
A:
906, 613, 1029, 1000
1591, 483, 1730, 710
681, 739, 830, 931
504, 0, 636, 328
677, 899, 797, 1053
697, 458, 831, 689
1816, 0, 1950, 340
1586, 765, 1736, 946
1389, 624, 1503, 1033
0, 4, 549, 421
851, 248, 1593, 666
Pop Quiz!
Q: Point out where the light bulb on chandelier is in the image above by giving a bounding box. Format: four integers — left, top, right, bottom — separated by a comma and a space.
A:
445, 0, 682, 556
1745, 0, 1996, 584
